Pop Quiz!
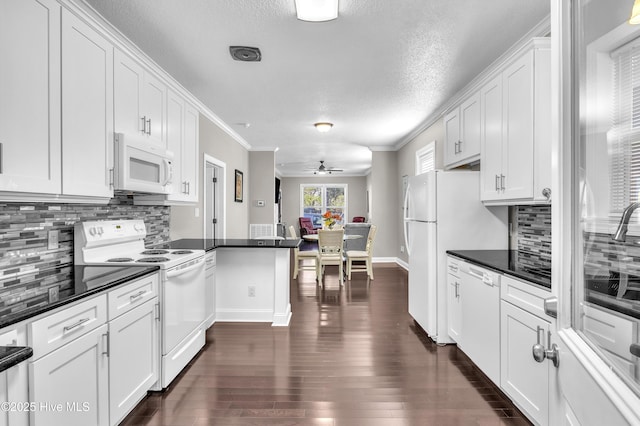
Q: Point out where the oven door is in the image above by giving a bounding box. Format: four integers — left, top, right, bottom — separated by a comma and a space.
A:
114, 133, 174, 194
162, 256, 206, 354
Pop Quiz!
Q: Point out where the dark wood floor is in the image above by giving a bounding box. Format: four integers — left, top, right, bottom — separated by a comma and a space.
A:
122, 263, 531, 425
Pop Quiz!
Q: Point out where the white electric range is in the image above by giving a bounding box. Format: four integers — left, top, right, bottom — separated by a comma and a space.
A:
74, 219, 206, 390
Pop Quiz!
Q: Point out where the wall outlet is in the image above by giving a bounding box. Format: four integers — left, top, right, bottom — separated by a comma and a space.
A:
400, 245, 404, 253
48, 286, 59, 302
248, 286, 256, 297
47, 230, 59, 250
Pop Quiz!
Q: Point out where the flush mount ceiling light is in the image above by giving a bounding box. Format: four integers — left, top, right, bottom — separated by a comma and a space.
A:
295, 0, 338, 22
631, 0, 640, 24
314, 122, 333, 132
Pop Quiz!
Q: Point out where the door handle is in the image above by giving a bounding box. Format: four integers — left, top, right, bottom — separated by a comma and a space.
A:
495, 175, 500, 192
500, 174, 505, 191
146, 118, 152, 135
141, 116, 147, 134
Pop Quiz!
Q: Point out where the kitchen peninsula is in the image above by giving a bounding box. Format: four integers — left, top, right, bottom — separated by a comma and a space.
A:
157, 239, 299, 326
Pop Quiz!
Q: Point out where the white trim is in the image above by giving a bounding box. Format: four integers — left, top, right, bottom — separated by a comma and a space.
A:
203, 154, 227, 239
395, 258, 409, 271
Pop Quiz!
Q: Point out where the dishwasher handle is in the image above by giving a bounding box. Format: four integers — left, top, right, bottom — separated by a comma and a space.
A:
466, 266, 496, 286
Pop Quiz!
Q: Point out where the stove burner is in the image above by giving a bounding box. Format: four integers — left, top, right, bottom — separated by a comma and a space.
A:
107, 257, 134, 263
172, 250, 193, 255
137, 257, 170, 263
141, 249, 169, 255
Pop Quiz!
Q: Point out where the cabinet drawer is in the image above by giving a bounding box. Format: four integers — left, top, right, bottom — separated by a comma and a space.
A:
583, 304, 636, 362
29, 295, 107, 360
501, 274, 552, 320
447, 256, 460, 277
108, 273, 158, 320
206, 251, 216, 268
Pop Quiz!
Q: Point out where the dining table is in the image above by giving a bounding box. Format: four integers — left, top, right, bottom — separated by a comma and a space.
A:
301, 234, 363, 242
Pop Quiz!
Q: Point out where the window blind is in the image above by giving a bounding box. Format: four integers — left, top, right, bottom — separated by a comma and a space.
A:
416, 144, 435, 175
610, 42, 640, 213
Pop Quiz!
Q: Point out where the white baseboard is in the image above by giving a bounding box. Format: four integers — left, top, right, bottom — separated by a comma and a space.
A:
396, 259, 409, 270
215, 309, 273, 323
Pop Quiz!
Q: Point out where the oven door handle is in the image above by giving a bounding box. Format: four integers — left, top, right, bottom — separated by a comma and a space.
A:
166, 261, 204, 278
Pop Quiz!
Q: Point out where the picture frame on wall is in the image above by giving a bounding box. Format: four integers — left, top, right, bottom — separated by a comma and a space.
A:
234, 169, 243, 202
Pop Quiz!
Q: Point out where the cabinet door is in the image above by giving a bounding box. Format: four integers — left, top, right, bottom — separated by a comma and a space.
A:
182, 102, 199, 202
459, 92, 481, 161
447, 273, 462, 343
0, 328, 28, 426
61, 9, 114, 198
502, 51, 534, 200
109, 299, 158, 425
142, 72, 167, 148
443, 107, 460, 168
29, 324, 109, 426
480, 75, 503, 201
0, 0, 61, 194
500, 301, 549, 425
205, 254, 216, 328
114, 50, 144, 136
166, 90, 184, 199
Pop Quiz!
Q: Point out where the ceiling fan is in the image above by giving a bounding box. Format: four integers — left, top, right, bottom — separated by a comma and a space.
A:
311, 160, 343, 175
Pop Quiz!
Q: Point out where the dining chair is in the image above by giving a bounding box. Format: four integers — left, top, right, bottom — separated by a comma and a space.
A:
317, 229, 345, 287
288, 225, 319, 280
346, 225, 377, 280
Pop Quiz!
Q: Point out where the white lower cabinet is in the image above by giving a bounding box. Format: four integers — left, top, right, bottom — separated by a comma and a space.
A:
108, 298, 158, 425
0, 328, 29, 426
446, 257, 462, 343
28, 273, 160, 425
205, 250, 216, 328
501, 300, 550, 425
29, 323, 109, 426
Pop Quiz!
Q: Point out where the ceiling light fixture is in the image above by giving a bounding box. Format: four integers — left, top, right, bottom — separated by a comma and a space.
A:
295, 0, 338, 22
314, 122, 333, 132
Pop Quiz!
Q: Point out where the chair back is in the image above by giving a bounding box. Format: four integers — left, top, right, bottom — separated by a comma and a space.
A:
365, 225, 377, 254
318, 229, 344, 256
352, 216, 366, 223
299, 217, 318, 235
288, 225, 298, 239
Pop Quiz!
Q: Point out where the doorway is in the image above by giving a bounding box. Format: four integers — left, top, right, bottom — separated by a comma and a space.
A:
204, 155, 225, 240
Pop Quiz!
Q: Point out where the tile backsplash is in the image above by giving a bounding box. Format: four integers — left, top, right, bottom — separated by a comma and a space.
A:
0, 196, 169, 320
515, 205, 552, 269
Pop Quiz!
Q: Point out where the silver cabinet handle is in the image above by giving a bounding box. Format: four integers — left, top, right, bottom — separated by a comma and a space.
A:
500, 174, 505, 191
109, 168, 114, 189
146, 118, 151, 135
129, 290, 146, 302
454, 281, 460, 298
155, 302, 160, 322
458, 140, 463, 153
102, 332, 109, 356
187, 182, 190, 195
495, 175, 500, 192
630, 344, 640, 358
63, 317, 90, 332
141, 116, 147, 134
532, 327, 559, 367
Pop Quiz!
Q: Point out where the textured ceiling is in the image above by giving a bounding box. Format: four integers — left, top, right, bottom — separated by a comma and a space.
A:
84, 0, 550, 176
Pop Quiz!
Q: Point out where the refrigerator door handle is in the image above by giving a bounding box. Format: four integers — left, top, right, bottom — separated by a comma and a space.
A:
403, 183, 412, 256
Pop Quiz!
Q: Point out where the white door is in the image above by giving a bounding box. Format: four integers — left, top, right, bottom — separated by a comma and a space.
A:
551, 1, 640, 424
0, 0, 61, 194
480, 74, 503, 201
114, 50, 144, 136
166, 90, 184, 198
182, 102, 199, 202
205, 158, 225, 240
61, 9, 113, 198
443, 107, 460, 167
460, 92, 481, 159
142, 72, 166, 147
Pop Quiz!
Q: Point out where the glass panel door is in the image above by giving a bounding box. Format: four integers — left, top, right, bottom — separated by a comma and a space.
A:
574, 0, 640, 396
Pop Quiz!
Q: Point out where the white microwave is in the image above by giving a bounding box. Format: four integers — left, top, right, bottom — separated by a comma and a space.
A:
114, 133, 174, 194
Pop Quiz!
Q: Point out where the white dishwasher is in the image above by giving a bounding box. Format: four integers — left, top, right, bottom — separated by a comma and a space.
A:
459, 260, 501, 385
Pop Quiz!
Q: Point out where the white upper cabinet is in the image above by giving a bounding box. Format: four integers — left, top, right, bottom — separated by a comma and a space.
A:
444, 92, 481, 169
480, 38, 551, 205
61, 9, 114, 199
114, 50, 167, 149
181, 102, 199, 203
0, 0, 61, 195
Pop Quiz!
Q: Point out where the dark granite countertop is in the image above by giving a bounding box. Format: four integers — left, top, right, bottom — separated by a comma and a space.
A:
155, 238, 300, 251
0, 265, 160, 330
446, 250, 552, 289
0, 346, 33, 372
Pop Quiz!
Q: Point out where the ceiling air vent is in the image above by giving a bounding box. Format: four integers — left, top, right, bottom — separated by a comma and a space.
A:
229, 46, 261, 62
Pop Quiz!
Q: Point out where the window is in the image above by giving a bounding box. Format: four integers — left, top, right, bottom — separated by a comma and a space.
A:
610, 41, 640, 214
300, 184, 347, 227
415, 141, 435, 175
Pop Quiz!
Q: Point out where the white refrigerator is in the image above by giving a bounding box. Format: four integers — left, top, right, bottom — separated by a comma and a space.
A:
403, 170, 507, 344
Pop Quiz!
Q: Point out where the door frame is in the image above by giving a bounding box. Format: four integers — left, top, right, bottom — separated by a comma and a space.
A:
551, 0, 640, 423
203, 154, 226, 239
